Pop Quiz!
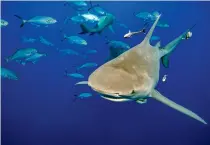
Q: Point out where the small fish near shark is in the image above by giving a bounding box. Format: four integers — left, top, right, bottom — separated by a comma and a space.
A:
1, 67, 18, 80
87, 14, 207, 124
14, 15, 57, 28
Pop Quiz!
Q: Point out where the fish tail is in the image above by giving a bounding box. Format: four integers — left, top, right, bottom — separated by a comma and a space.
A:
14, 15, 27, 28
79, 24, 91, 34
5, 57, 10, 63
81, 54, 87, 59
104, 36, 110, 44
21, 62, 26, 66
61, 34, 67, 42
64, 68, 68, 77
72, 95, 78, 102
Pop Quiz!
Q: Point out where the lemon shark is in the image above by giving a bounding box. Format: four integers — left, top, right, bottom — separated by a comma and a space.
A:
87, 15, 207, 124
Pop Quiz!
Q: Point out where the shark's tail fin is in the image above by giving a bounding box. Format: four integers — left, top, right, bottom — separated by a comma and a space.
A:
151, 89, 207, 125
79, 24, 91, 34
14, 15, 27, 28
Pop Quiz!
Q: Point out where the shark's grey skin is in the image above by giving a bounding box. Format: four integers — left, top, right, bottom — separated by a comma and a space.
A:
6, 48, 37, 63
88, 15, 207, 124
1, 67, 18, 80
79, 13, 115, 35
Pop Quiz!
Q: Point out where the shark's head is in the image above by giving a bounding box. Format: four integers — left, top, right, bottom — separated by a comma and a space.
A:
88, 14, 162, 99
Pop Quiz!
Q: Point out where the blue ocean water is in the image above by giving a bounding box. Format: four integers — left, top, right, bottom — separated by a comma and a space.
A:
1, 1, 210, 145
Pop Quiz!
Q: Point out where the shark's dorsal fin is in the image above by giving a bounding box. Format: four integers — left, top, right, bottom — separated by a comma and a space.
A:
143, 14, 161, 44
129, 30, 131, 33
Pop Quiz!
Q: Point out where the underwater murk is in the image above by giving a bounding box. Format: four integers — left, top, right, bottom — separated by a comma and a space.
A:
1, 1, 210, 145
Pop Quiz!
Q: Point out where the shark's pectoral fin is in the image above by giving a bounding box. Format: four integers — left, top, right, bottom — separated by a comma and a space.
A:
108, 25, 115, 34
151, 89, 207, 124
161, 53, 170, 68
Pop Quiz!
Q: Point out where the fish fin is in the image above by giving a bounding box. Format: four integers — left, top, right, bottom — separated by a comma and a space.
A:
155, 41, 161, 48
129, 30, 131, 33
5, 57, 10, 63
89, 32, 95, 36
136, 98, 147, 104
79, 24, 91, 34
61, 34, 67, 42
151, 89, 207, 125
32, 61, 37, 64
161, 53, 169, 68
104, 36, 110, 44
80, 54, 87, 59
64, 68, 68, 77
21, 62, 26, 66
72, 95, 78, 102
108, 25, 115, 34
14, 15, 27, 28
160, 24, 196, 57
143, 14, 161, 44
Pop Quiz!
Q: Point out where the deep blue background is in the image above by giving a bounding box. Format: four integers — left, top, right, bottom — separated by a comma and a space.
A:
2, 1, 210, 145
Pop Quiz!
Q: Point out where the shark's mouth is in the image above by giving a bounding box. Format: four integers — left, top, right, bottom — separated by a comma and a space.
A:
90, 85, 136, 101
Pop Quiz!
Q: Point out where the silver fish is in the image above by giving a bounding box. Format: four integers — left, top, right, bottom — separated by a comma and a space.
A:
14, 15, 57, 28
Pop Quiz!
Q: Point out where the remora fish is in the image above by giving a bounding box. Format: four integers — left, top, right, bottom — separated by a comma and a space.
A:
79, 13, 115, 35
88, 15, 207, 124
14, 15, 57, 28
75, 81, 88, 85
124, 29, 146, 38
1, 67, 18, 80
